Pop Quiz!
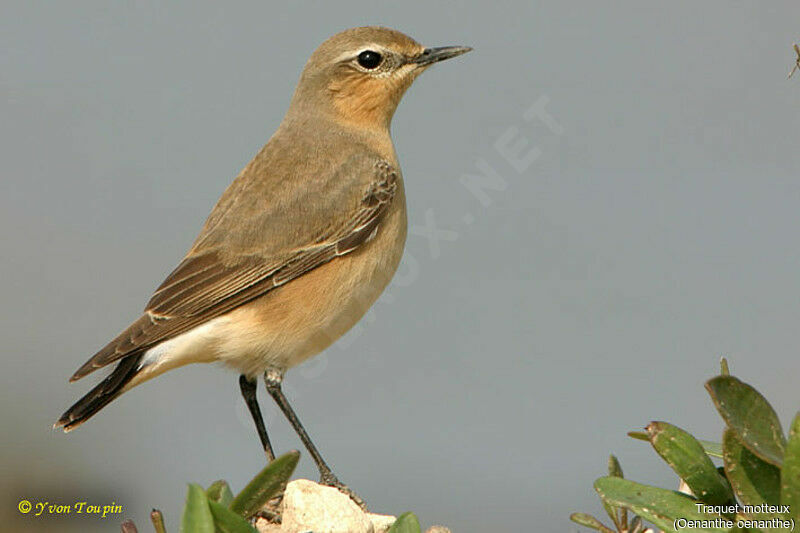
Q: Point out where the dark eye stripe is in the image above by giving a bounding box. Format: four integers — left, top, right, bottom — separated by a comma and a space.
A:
357, 50, 382, 69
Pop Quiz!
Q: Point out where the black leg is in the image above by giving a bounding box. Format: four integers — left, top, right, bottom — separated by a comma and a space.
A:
263, 368, 366, 510
239, 374, 275, 462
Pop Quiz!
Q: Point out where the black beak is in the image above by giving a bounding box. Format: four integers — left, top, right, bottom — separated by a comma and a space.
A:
411, 46, 472, 66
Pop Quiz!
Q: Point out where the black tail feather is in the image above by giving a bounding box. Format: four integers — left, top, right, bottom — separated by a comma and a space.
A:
56, 355, 142, 432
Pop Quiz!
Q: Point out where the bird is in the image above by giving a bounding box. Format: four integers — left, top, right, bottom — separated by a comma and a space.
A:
56, 26, 470, 506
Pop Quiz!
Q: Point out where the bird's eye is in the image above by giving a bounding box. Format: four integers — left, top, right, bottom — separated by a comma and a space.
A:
357, 50, 383, 69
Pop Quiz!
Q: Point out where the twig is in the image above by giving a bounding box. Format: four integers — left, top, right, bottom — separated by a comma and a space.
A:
789, 43, 800, 79
120, 519, 139, 533
150, 509, 167, 533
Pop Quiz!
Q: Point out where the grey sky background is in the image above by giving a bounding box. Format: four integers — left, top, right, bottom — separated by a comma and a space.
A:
2, 2, 799, 532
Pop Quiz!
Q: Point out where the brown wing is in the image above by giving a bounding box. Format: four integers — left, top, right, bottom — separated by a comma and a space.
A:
70, 161, 398, 381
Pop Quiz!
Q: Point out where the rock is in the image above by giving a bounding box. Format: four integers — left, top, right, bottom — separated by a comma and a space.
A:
281, 479, 374, 533
253, 479, 448, 533
367, 512, 397, 532
254, 519, 282, 533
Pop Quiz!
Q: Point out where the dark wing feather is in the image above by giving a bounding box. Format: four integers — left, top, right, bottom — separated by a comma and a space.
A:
70, 161, 398, 381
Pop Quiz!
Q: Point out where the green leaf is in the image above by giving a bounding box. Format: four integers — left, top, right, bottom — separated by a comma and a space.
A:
608, 454, 623, 478
699, 440, 724, 459
604, 454, 626, 530
706, 376, 786, 466
723, 429, 780, 510
646, 421, 734, 505
230, 450, 300, 518
208, 501, 258, 533
633, 431, 723, 459
569, 512, 615, 532
635, 430, 724, 459
594, 477, 730, 533
388, 512, 422, 533
206, 480, 234, 507
781, 412, 800, 520
569, 513, 614, 533
180, 484, 214, 533
720, 357, 730, 376
600, 495, 620, 530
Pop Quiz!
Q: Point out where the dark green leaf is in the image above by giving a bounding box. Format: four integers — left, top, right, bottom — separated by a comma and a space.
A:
388, 512, 421, 533
781, 412, 800, 520
230, 450, 300, 518
180, 484, 214, 533
569, 513, 615, 532
208, 501, 257, 533
646, 421, 734, 505
594, 477, 730, 533
706, 376, 786, 466
723, 429, 780, 510
206, 480, 234, 507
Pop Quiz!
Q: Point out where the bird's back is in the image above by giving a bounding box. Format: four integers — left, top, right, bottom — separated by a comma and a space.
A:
190, 117, 397, 259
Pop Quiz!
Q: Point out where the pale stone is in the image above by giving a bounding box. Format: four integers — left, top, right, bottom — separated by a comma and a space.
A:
281, 479, 374, 533
254, 518, 282, 533
677, 478, 694, 497
253, 479, 449, 532
367, 512, 397, 532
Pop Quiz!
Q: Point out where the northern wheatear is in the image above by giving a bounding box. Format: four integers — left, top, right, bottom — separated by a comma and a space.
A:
57, 26, 470, 506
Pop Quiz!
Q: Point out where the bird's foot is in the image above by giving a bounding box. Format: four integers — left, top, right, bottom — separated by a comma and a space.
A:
320, 472, 368, 511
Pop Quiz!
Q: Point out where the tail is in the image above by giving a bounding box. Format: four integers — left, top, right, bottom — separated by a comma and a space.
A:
55, 354, 142, 432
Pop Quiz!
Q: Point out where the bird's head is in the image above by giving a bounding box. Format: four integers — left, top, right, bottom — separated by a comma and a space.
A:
287, 26, 471, 132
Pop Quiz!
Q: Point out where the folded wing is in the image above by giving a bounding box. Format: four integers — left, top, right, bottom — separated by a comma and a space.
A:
69, 160, 398, 381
